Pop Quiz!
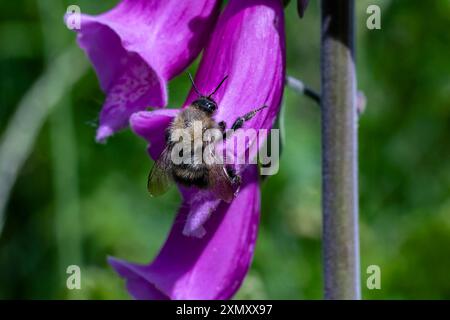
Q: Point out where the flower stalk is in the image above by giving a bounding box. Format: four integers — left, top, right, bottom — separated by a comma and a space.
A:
285, 75, 321, 105
320, 0, 361, 299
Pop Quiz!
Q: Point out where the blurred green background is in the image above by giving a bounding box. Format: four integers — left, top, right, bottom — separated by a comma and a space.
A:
1, 0, 449, 299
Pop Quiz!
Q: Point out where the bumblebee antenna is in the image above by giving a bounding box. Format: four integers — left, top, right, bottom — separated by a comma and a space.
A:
188, 72, 202, 96
208, 75, 228, 98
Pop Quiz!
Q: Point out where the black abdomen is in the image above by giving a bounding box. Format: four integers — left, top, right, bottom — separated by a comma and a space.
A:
172, 164, 209, 188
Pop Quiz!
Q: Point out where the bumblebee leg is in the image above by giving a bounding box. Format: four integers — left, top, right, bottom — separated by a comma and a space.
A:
218, 121, 226, 132
165, 127, 171, 143
231, 105, 268, 130
226, 166, 241, 186
218, 120, 230, 140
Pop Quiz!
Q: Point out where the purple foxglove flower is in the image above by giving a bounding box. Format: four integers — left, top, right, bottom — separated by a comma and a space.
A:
109, 0, 285, 299
73, 0, 220, 142
109, 166, 260, 299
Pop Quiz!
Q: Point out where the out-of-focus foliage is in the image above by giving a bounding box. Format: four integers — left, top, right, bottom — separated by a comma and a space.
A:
0, 0, 449, 299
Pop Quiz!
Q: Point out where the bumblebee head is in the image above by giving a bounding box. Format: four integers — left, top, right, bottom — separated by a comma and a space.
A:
187, 73, 228, 115
192, 97, 217, 114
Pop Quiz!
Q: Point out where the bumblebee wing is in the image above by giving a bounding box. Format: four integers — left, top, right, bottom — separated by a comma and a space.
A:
208, 163, 235, 203
206, 147, 236, 203
147, 147, 173, 196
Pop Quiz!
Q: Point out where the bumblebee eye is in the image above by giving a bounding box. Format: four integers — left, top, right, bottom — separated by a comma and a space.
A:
208, 101, 216, 112
194, 98, 217, 113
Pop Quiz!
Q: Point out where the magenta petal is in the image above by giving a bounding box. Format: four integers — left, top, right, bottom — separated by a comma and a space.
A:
109, 165, 260, 300
130, 109, 179, 160
173, 0, 285, 235
111, 0, 285, 300
183, 190, 221, 238
184, 0, 285, 142
74, 0, 220, 141
174, 0, 285, 236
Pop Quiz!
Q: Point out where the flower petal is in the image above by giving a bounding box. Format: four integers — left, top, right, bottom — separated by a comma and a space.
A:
178, 0, 285, 233
74, 0, 220, 141
130, 109, 179, 159
109, 165, 260, 299
184, 0, 285, 142
182, 190, 221, 238
111, 0, 285, 299
130, 0, 285, 236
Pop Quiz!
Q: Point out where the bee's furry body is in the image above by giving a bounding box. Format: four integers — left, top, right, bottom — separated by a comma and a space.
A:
167, 105, 220, 188
147, 74, 265, 202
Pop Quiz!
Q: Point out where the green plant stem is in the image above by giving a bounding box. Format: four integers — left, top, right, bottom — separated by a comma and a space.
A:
320, 0, 361, 299
0, 46, 87, 235
285, 75, 321, 105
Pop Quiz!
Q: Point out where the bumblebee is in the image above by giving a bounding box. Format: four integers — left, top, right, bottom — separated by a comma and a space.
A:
148, 74, 266, 202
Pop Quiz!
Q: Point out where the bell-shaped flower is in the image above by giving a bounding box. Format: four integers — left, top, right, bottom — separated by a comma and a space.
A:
71, 0, 220, 142
109, 0, 285, 299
